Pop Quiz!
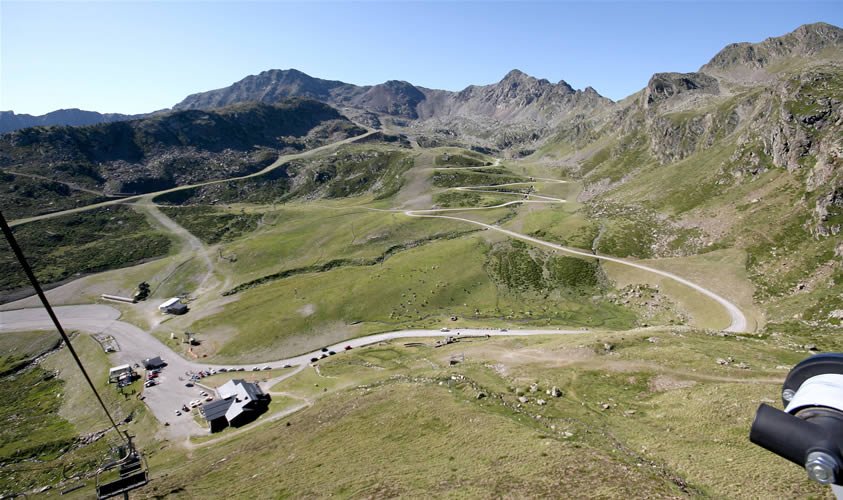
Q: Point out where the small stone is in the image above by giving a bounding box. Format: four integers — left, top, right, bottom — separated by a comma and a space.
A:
603, 343, 614, 352
537, 399, 547, 406
601, 403, 611, 410
518, 396, 529, 404
805, 344, 818, 351
476, 392, 487, 400
529, 383, 539, 393
551, 386, 562, 397
736, 362, 750, 370
716, 358, 729, 366
646, 337, 658, 343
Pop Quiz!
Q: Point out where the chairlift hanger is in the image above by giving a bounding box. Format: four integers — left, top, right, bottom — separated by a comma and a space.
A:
0, 211, 151, 498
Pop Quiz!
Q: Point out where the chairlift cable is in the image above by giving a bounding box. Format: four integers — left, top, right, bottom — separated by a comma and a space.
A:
0, 211, 127, 443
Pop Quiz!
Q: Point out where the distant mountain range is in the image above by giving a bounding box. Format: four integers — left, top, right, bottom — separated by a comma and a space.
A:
0, 109, 145, 134
0, 68, 608, 138
3, 22, 839, 150
174, 67, 609, 123
4, 22, 840, 156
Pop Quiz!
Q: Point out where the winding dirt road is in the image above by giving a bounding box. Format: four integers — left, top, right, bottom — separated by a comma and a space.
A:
405, 175, 748, 333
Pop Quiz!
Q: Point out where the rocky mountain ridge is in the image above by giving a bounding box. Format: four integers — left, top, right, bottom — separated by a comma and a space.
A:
172, 68, 611, 153
173, 68, 608, 121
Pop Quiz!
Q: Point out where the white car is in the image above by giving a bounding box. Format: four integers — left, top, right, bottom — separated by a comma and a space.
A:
175, 410, 182, 416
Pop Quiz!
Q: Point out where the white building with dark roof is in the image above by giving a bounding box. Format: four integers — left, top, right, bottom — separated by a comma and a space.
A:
200, 379, 269, 432
158, 297, 188, 315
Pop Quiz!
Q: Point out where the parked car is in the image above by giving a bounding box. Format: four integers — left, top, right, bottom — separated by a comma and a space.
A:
310, 357, 319, 363
185, 382, 194, 387
219, 368, 227, 372
283, 364, 292, 368
262, 366, 271, 370
345, 345, 352, 350
252, 367, 260, 371
144, 380, 156, 388
199, 391, 209, 397
321, 348, 329, 352
320, 354, 328, 359
205, 396, 214, 402
328, 351, 336, 356
175, 410, 181, 416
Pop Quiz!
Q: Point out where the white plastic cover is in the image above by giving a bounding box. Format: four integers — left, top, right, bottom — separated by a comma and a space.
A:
786, 374, 843, 414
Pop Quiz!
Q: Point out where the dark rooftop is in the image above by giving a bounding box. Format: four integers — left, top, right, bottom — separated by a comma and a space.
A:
201, 398, 233, 421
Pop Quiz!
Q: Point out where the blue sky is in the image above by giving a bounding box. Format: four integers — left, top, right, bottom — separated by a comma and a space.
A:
2, 1, 841, 115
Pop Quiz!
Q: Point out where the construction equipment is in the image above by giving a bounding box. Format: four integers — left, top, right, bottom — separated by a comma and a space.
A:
133, 282, 150, 302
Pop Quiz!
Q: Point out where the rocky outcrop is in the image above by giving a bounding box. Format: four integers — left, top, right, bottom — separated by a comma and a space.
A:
815, 188, 843, 237
644, 72, 720, 105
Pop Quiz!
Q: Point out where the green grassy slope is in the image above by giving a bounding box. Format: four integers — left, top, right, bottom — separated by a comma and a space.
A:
0, 205, 172, 298
138, 326, 838, 498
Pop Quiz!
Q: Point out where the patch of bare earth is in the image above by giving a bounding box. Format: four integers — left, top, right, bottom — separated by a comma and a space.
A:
298, 303, 316, 317
648, 375, 698, 392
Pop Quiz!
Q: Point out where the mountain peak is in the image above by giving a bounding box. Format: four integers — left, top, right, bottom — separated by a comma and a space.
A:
701, 22, 843, 76
792, 21, 843, 38
500, 69, 536, 83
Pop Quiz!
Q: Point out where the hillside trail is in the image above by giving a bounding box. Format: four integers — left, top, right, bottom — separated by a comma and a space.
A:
134, 201, 217, 296
8, 128, 379, 227
396, 169, 749, 333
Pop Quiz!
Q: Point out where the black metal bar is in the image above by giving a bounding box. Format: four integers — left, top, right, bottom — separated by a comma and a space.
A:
0, 210, 126, 442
